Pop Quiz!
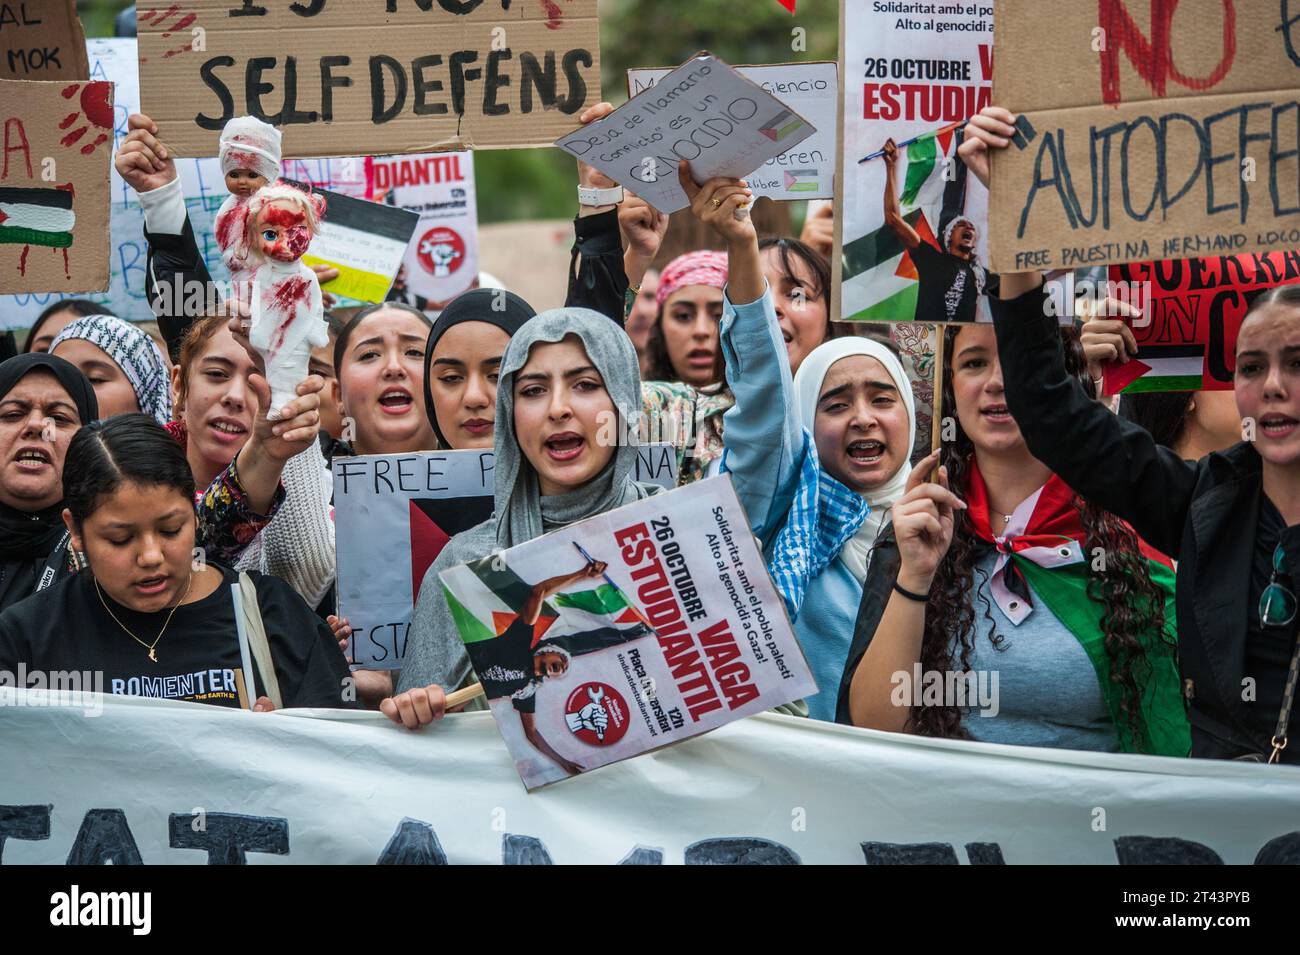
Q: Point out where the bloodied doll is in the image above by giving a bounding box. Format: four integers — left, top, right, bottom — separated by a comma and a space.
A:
245, 184, 328, 418
213, 116, 283, 292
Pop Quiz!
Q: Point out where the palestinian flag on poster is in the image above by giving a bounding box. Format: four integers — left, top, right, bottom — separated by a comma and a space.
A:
783, 169, 819, 193
408, 496, 495, 604
759, 109, 808, 143
0, 187, 75, 249
443, 555, 650, 649
1103, 344, 1206, 395
840, 124, 960, 322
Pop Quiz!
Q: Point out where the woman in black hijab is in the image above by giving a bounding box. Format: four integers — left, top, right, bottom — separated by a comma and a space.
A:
422, 289, 536, 450
0, 353, 98, 609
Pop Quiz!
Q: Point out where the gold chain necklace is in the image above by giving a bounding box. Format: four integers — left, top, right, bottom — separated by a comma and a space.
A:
95, 572, 194, 663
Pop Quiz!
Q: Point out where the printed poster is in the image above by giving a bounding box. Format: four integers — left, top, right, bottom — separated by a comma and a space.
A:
835, 1, 994, 323
440, 475, 816, 789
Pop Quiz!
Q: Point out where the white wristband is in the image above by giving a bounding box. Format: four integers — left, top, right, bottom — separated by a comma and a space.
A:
578, 185, 624, 207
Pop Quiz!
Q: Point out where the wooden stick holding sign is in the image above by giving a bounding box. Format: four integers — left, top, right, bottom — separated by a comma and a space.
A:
929, 323, 945, 483
446, 683, 485, 709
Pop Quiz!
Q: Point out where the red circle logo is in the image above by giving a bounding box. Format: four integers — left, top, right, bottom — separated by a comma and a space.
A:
416, 226, 465, 277
563, 682, 630, 746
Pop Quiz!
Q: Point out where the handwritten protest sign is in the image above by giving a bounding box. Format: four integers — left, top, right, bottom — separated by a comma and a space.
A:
989, 0, 1300, 272
555, 53, 816, 214
333, 451, 495, 669
367, 151, 478, 310
833, 0, 994, 323
440, 475, 815, 790
0, 40, 372, 330
1103, 251, 1300, 395
0, 79, 112, 295
284, 180, 419, 304
136, 0, 600, 159
0, 0, 88, 81
627, 61, 838, 201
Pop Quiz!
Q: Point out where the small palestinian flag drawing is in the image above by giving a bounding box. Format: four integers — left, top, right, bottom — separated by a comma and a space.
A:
759, 109, 807, 143
783, 169, 819, 193
0, 187, 75, 249
1104, 343, 1206, 394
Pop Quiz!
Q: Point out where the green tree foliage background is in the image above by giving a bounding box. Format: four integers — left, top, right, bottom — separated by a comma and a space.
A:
79, 0, 839, 222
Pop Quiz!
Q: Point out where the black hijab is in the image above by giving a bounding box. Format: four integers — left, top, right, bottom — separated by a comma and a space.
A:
0, 353, 98, 564
422, 288, 535, 449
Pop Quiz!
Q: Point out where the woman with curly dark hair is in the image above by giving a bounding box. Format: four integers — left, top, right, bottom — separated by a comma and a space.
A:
838, 322, 1190, 755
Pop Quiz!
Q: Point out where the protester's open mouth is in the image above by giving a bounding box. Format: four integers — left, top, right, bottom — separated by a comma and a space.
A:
981, 404, 1013, 423
544, 431, 585, 462
133, 575, 169, 596
207, 417, 248, 444
1260, 413, 1299, 439
12, 446, 52, 471
462, 417, 492, 436
847, 439, 885, 466
687, 349, 715, 369
378, 388, 413, 415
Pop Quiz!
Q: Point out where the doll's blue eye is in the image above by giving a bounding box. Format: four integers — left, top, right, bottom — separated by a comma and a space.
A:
262, 230, 276, 241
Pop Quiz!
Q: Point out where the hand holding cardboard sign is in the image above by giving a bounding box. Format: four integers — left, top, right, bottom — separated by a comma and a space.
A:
956, 106, 1017, 190
678, 161, 754, 246
576, 102, 622, 201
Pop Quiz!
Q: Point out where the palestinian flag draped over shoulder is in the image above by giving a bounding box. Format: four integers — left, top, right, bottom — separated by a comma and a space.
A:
444, 556, 649, 649
839, 123, 962, 322
0, 186, 75, 249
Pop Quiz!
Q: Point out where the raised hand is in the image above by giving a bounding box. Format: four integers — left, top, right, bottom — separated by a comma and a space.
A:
677, 161, 755, 246
114, 113, 177, 194
1078, 296, 1142, 386
892, 450, 966, 591
956, 106, 1018, 189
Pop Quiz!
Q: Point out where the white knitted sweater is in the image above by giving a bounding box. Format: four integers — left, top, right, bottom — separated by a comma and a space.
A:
236, 441, 336, 609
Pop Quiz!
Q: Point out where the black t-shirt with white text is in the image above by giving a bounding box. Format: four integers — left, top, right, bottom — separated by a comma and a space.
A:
0, 565, 356, 709
911, 240, 998, 324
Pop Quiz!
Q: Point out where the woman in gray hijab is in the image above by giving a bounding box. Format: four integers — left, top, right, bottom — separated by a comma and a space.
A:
383, 307, 665, 729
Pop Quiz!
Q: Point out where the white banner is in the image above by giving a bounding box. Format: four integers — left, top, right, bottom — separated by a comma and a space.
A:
2, 688, 1298, 864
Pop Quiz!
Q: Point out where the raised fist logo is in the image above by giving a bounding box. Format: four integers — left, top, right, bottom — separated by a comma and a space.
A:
563, 682, 629, 746
565, 686, 610, 739
415, 226, 466, 278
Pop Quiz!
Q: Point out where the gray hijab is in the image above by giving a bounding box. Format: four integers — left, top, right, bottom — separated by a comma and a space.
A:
491, 307, 663, 550
397, 307, 664, 695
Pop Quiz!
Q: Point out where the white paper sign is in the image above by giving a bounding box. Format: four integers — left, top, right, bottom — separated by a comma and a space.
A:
333, 451, 495, 670
555, 53, 817, 214
627, 62, 837, 201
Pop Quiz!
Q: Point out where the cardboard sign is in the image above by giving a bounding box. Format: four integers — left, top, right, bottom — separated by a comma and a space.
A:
1102, 251, 1300, 395
555, 53, 817, 214
136, 0, 601, 160
627, 61, 838, 201
440, 475, 815, 790
333, 451, 495, 670
284, 179, 420, 304
833, 0, 995, 323
0, 0, 89, 81
366, 151, 478, 311
0, 79, 112, 295
0, 39, 378, 330
632, 441, 678, 489
989, 0, 1300, 272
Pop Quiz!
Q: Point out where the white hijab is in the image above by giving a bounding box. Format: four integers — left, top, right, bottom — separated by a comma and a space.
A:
792, 337, 916, 582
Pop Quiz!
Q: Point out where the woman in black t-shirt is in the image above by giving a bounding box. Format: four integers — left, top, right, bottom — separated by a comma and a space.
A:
0, 414, 354, 711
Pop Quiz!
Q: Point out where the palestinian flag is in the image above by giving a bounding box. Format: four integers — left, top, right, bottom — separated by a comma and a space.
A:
442, 554, 649, 649
0, 186, 75, 249
759, 109, 807, 143
783, 169, 819, 193
1103, 344, 1206, 395
840, 124, 960, 322
408, 496, 495, 605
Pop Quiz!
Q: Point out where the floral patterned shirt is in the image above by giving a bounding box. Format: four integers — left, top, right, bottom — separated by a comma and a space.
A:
165, 421, 285, 566
639, 381, 735, 485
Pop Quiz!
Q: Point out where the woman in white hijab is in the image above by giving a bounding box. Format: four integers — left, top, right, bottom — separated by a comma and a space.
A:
676, 159, 920, 721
